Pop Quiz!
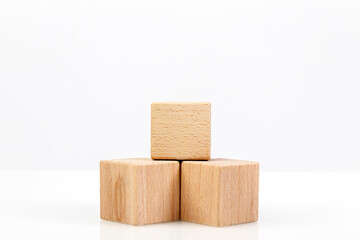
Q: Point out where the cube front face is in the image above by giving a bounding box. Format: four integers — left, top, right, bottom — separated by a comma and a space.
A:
181, 159, 259, 227
100, 161, 137, 224
100, 159, 180, 225
151, 102, 211, 160
181, 161, 221, 226
218, 163, 259, 226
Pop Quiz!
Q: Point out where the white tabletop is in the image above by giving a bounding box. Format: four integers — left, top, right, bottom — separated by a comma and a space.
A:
0, 170, 359, 240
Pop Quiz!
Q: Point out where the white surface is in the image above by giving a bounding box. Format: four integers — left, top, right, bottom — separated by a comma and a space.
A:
0, 170, 359, 239
1, 0, 360, 171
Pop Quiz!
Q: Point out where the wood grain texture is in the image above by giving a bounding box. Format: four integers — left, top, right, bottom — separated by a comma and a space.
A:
151, 102, 211, 160
181, 159, 259, 226
100, 158, 179, 225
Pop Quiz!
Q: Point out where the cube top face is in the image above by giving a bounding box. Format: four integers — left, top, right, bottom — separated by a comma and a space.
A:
101, 158, 178, 167
100, 158, 180, 225
183, 158, 259, 167
181, 159, 259, 227
151, 102, 211, 160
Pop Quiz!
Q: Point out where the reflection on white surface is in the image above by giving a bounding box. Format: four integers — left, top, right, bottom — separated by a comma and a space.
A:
100, 221, 181, 240
100, 220, 258, 240
180, 221, 258, 240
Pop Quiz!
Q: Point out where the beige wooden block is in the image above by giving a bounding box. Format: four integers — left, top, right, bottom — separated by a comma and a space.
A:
181, 159, 259, 226
151, 102, 211, 160
100, 158, 179, 225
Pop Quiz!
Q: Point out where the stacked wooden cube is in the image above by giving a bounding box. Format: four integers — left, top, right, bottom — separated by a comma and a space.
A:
100, 102, 259, 227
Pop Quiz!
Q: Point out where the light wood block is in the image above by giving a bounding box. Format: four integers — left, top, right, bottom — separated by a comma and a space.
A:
181, 159, 259, 226
151, 102, 211, 160
100, 158, 180, 225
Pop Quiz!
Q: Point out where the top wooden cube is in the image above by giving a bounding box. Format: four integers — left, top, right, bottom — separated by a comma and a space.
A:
151, 102, 211, 160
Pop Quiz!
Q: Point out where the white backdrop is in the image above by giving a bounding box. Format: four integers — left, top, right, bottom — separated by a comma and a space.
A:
1, 0, 359, 170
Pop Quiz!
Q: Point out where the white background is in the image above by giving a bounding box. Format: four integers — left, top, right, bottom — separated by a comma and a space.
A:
1, 0, 359, 171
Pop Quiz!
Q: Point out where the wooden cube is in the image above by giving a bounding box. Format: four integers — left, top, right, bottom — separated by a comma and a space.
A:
181, 159, 259, 226
151, 102, 211, 160
100, 158, 180, 225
